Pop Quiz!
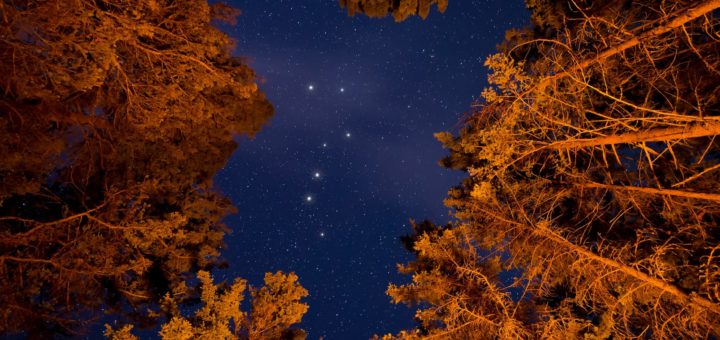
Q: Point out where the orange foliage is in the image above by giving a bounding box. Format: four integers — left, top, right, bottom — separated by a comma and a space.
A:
386, 0, 720, 338
105, 271, 309, 339
0, 0, 272, 335
339, 0, 448, 22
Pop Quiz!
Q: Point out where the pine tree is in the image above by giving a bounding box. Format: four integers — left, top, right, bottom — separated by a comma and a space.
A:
339, 0, 448, 22
0, 0, 272, 335
105, 271, 309, 340
386, 0, 720, 338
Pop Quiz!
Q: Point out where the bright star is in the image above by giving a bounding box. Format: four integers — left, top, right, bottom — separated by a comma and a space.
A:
314, 172, 320, 178
308, 84, 314, 91
322, 143, 327, 147
320, 232, 325, 237
340, 87, 345, 92
345, 132, 351, 138
306, 195, 313, 202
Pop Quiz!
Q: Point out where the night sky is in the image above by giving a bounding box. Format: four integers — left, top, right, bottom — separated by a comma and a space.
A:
213, 1, 528, 338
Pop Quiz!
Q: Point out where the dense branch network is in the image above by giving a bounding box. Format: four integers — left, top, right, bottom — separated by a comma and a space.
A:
385, 0, 720, 338
0, 0, 273, 335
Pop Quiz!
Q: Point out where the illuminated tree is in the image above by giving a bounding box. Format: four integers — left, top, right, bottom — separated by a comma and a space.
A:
339, 0, 448, 22
387, 0, 720, 338
0, 0, 272, 335
105, 271, 309, 340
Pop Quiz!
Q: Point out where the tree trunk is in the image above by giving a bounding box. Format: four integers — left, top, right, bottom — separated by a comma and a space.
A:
574, 181, 720, 202
547, 121, 720, 149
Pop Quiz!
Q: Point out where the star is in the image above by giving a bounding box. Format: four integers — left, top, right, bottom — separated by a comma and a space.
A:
340, 87, 345, 93
314, 172, 321, 178
308, 84, 314, 91
320, 232, 325, 237
322, 143, 327, 147
306, 195, 313, 202
345, 132, 351, 138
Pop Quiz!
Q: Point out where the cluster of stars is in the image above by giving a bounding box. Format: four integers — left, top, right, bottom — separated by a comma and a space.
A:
304, 117, 353, 207
221, 1, 530, 338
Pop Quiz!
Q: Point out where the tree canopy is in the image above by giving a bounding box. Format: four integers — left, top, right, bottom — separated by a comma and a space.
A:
385, 0, 720, 338
3, 0, 720, 338
339, 0, 449, 22
0, 0, 272, 335
105, 271, 309, 340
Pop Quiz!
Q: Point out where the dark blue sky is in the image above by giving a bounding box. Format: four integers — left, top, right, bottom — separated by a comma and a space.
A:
214, 1, 528, 338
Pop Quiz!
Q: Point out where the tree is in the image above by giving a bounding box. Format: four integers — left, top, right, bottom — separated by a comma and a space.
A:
338, 0, 449, 22
386, 0, 720, 338
0, 0, 273, 336
105, 271, 309, 340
